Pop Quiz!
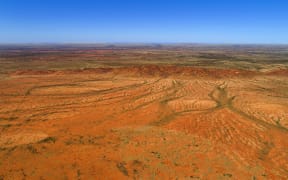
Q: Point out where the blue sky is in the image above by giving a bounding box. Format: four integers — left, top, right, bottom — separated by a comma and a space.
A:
0, 0, 288, 44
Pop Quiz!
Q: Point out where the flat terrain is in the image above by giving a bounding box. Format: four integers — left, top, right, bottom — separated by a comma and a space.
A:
0, 45, 288, 179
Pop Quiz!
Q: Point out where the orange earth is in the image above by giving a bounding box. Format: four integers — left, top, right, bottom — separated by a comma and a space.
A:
0, 46, 288, 179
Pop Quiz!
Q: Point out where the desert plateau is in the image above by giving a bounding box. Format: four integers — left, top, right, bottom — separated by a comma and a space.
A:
0, 44, 288, 179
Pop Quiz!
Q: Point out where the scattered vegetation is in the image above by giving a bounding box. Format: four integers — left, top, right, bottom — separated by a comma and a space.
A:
116, 162, 129, 176
39, 137, 57, 144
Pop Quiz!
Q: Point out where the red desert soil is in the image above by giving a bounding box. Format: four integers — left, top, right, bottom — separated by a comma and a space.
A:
0, 65, 288, 179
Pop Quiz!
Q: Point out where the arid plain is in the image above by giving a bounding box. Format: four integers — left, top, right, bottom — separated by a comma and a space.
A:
0, 45, 288, 179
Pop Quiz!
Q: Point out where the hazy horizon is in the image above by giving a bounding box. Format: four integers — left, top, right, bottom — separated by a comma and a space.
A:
6, 42, 288, 45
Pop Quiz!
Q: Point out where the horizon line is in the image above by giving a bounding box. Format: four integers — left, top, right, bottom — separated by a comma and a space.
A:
1, 42, 288, 46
